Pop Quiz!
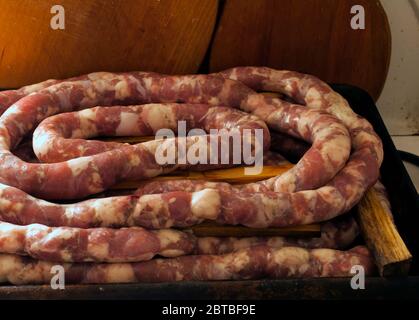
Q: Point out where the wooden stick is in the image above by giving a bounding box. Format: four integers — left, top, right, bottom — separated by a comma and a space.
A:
357, 189, 412, 276
110, 165, 293, 190
184, 221, 320, 237
100, 136, 154, 144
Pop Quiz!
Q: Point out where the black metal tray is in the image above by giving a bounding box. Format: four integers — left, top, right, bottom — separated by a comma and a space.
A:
0, 84, 418, 300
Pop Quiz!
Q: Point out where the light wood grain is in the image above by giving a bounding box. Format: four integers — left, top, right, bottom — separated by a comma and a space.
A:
209, 0, 391, 101
0, 0, 217, 88
184, 221, 320, 237
357, 189, 412, 276
111, 165, 293, 190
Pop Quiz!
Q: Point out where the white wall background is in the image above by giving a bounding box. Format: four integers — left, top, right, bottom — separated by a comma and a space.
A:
378, 0, 419, 135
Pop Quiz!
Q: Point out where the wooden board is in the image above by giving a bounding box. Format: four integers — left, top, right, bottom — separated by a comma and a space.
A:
358, 189, 412, 276
0, 0, 217, 88
209, 0, 391, 101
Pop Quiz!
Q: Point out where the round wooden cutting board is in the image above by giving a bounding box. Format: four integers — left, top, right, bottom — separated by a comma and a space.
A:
0, 0, 217, 88
209, 0, 391, 101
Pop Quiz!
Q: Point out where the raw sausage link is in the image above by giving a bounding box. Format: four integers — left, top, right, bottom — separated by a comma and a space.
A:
0, 70, 381, 228
0, 245, 374, 284
0, 68, 386, 279
0, 79, 61, 115
0, 183, 220, 228
33, 103, 270, 163
0, 181, 357, 228
219, 67, 383, 191
0, 72, 157, 115
0, 221, 196, 262
125, 67, 384, 226
0, 214, 359, 262
0, 72, 350, 200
